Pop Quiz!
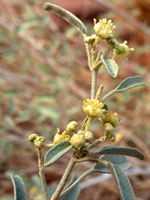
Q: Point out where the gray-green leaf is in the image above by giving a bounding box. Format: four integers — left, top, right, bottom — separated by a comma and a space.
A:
62, 174, 80, 200
110, 164, 136, 200
101, 57, 119, 78
90, 146, 144, 160
11, 175, 27, 200
101, 76, 144, 101
44, 3, 87, 35
44, 141, 72, 166
93, 155, 131, 173
116, 76, 144, 92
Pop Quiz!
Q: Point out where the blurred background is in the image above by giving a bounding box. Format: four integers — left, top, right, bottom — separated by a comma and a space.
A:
0, 0, 149, 199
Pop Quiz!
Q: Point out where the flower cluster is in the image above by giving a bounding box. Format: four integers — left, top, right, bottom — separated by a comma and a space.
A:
83, 99, 104, 117
94, 18, 116, 39
113, 41, 134, 58
28, 133, 45, 148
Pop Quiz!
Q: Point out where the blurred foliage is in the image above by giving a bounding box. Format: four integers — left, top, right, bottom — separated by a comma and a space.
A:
0, 0, 149, 199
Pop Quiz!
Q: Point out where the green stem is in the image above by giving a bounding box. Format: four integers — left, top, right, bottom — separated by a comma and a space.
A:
88, 137, 106, 149
51, 157, 75, 200
100, 89, 116, 102
60, 169, 93, 198
36, 148, 48, 200
91, 69, 98, 99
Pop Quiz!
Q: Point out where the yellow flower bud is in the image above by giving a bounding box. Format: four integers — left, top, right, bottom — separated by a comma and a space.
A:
110, 134, 116, 142
28, 133, 38, 142
84, 131, 94, 141
104, 123, 114, 139
113, 41, 134, 58
34, 136, 45, 148
94, 18, 116, 39
83, 99, 104, 117
70, 133, 85, 148
84, 34, 101, 46
66, 121, 78, 133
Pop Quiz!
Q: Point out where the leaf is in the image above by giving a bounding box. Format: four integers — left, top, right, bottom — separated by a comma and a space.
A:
115, 76, 144, 92
110, 165, 136, 200
101, 58, 119, 78
93, 155, 131, 173
90, 146, 144, 160
11, 175, 27, 200
44, 3, 87, 35
47, 186, 57, 198
62, 174, 80, 200
44, 141, 72, 166
101, 76, 144, 101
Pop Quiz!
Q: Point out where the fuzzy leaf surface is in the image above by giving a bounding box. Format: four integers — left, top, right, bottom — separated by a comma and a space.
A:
11, 175, 27, 200
44, 3, 87, 34
62, 174, 80, 200
115, 76, 144, 92
110, 165, 136, 200
44, 141, 72, 166
93, 155, 131, 173
90, 146, 144, 160
102, 59, 119, 78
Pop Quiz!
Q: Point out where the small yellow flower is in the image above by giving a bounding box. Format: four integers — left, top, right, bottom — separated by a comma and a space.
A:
113, 41, 134, 58
83, 99, 104, 117
84, 131, 94, 141
94, 18, 116, 39
53, 129, 70, 145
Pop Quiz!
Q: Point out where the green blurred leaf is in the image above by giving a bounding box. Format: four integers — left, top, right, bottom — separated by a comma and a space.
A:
110, 165, 136, 200
116, 76, 144, 92
102, 59, 119, 78
11, 175, 27, 200
62, 174, 80, 200
90, 146, 144, 160
44, 141, 72, 166
3, 89, 18, 98
32, 175, 41, 191
93, 155, 131, 173
44, 3, 87, 35
38, 64, 51, 74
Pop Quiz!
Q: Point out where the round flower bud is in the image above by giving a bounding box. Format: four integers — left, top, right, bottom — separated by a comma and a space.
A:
70, 133, 85, 148
53, 134, 63, 145
84, 131, 94, 141
94, 18, 116, 39
66, 121, 78, 133
110, 134, 116, 142
83, 99, 104, 117
104, 123, 114, 139
28, 133, 38, 142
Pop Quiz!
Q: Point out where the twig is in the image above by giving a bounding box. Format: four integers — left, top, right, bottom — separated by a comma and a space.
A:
51, 157, 75, 200
36, 147, 49, 200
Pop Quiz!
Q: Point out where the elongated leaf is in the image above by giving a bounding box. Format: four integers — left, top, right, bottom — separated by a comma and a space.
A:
90, 146, 144, 160
101, 57, 119, 78
11, 175, 27, 200
116, 76, 144, 92
101, 76, 144, 101
44, 141, 72, 166
110, 164, 136, 200
93, 155, 131, 173
44, 3, 87, 34
62, 174, 80, 200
